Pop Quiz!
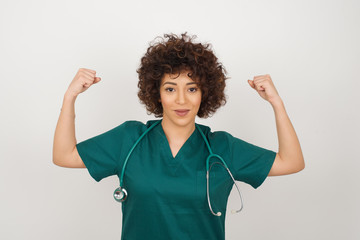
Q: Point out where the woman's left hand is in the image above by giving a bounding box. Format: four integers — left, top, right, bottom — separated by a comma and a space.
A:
247, 74, 281, 104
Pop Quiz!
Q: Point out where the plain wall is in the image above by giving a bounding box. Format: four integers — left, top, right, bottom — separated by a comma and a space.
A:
0, 0, 359, 239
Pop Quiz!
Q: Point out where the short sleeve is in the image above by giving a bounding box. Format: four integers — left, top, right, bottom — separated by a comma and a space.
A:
76, 125, 124, 182
228, 134, 276, 189
76, 121, 147, 182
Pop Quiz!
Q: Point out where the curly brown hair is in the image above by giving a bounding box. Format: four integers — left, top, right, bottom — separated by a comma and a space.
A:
136, 32, 228, 118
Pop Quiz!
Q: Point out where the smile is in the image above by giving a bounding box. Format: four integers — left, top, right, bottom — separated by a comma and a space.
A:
174, 110, 190, 116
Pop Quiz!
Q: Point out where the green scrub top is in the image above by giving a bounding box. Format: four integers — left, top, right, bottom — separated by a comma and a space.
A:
76, 119, 276, 240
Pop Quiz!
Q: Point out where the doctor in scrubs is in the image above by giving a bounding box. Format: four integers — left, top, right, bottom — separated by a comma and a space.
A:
53, 32, 305, 240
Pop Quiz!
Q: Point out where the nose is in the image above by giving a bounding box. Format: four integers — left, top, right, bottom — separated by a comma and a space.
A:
176, 89, 186, 104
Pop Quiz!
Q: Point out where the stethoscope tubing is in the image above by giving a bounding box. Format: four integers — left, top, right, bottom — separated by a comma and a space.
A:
119, 121, 160, 185
114, 120, 244, 216
198, 125, 244, 216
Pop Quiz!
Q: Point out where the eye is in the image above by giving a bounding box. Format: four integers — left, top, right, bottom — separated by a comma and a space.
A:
188, 87, 198, 93
165, 87, 175, 92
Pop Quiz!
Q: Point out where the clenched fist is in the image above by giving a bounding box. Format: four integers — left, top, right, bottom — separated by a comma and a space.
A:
247, 74, 281, 104
66, 68, 101, 97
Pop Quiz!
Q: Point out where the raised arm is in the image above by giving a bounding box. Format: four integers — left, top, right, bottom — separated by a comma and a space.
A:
268, 98, 305, 176
52, 68, 101, 168
247, 74, 305, 176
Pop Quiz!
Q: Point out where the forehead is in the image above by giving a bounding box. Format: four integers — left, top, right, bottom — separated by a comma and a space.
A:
161, 71, 197, 84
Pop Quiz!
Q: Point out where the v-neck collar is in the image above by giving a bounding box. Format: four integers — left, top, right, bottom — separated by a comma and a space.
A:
153, 119, 199, 174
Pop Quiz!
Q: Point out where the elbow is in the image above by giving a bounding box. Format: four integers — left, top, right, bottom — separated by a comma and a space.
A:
52, 156, 62, 167
284, 157, 305, 175
52, 147, 61, 166
300, 156, 305, 170
301, 160, 305, 171
278, 152, 305, 174
52, 147, 73, 167
52, 152, 65, 167
294, 157, 305, 173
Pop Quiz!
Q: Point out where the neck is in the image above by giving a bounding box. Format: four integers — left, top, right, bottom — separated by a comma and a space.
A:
161, 118, 195, 144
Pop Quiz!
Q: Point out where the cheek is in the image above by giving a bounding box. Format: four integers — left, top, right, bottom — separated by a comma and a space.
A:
194, 94, 202, 108
160, 95, 171, 110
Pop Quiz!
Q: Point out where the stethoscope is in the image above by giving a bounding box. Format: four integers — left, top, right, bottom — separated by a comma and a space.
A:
113, 120, 244, 217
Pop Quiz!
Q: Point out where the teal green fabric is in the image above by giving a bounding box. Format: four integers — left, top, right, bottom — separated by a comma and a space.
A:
76, 119, 276, 240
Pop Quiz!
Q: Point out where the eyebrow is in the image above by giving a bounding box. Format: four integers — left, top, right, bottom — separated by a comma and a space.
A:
162, 81, 197, 86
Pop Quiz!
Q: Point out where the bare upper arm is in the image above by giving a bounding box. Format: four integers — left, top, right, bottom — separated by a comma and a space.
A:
268, 153, 304, 176
71, 147, 86, 168
53, 147, 86, 168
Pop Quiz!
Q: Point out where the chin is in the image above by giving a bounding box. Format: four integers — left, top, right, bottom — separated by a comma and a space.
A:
169, 116, 196, 127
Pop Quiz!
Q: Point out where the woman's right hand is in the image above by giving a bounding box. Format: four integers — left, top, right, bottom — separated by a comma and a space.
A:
66, 68, 101, 97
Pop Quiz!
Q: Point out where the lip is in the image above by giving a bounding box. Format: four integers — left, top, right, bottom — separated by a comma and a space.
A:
174, 109, 190, 117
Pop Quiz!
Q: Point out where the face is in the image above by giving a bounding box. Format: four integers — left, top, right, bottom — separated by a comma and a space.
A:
159, 71, 202, 129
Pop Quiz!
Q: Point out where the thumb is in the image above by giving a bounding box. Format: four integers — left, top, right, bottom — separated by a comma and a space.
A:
248, 79, 255, 89
94, 77, 101, 84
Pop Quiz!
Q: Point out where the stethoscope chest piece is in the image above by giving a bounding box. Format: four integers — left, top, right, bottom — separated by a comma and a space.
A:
113, 187, 127, 202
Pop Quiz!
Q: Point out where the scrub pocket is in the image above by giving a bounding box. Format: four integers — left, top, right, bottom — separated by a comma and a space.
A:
196, 171, 215, 196
196, 167, 234, 211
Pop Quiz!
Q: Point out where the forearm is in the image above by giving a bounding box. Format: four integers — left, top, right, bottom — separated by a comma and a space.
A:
52, 91, 78, 165
270, 97, 305, 170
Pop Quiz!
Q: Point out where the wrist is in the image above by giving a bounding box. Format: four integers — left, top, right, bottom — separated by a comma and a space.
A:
269, 96, 284, 108
64, 90, 78, 100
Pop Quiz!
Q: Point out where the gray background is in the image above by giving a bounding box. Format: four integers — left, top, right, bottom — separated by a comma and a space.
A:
1, 0, 359, 239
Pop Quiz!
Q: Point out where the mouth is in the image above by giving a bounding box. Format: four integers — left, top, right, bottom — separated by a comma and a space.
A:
174, 109, 190, 117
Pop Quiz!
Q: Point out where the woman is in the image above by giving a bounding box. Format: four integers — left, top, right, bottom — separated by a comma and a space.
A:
53, 32, 304, 240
